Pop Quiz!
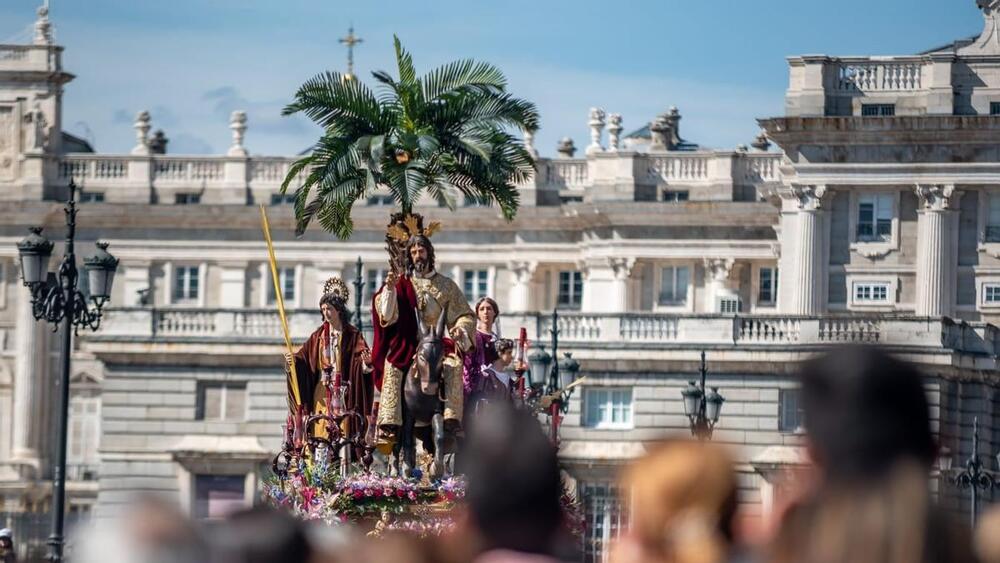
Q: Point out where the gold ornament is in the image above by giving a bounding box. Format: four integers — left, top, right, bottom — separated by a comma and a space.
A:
385, 214, 443, 244
322, 277, 350, 302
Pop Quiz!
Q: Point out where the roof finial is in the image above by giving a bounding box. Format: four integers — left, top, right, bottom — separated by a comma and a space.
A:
33, 0, 52, 45
339, 25, 363, 81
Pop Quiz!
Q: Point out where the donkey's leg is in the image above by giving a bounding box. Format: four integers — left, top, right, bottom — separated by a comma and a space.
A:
401, 399, 417, 478
430, 412, 446, 479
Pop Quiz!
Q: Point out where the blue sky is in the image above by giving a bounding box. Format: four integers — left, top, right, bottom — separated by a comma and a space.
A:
0, 0, 985, 156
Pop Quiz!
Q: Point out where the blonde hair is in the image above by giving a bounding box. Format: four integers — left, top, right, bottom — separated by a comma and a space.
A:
613, 439, 737, 563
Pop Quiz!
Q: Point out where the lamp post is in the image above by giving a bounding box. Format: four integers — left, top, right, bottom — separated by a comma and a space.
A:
16, 180, 118, 562
526, 309, 583, 445
940, 417, 998, 529
680, 351, 724, 440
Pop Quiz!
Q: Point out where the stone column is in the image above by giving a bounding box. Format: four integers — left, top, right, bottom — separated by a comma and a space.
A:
609, 258, 636, 312
783, 185, 828, 315
507, 261, 538, 313
11, 290, 43, 467
703, 258, 739, 312
914, 184, 957, 317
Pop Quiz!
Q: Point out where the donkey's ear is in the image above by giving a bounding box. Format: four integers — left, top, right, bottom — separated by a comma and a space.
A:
436, 303, 448, 338
416, 308, 427, 337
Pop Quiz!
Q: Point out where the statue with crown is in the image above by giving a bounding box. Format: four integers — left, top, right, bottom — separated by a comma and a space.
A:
257, 36, 580, 534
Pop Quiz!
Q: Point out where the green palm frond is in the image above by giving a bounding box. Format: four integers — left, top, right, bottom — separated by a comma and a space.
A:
282, 37, 539, 239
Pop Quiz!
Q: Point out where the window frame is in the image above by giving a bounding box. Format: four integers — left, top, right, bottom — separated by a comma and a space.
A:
656, 265, 690, 307
856, 193, 894, 242
196, 382, 248, 422
79, 191, 105, 203
463, 269, 489, 304
990, 102, 1000, 116
662, 190, 689, 203
778, 388, 805, 434
269, 193, 296, 205
757, 266, 778, 307
172, 265, 201, 304
579, 482, 628, 563
848, 190, 900, 258
557, 270, 584, 309
265, 266, 296, 306
860, 103, 895, 117
175, 193, 202, 205
582, 387, 634, 430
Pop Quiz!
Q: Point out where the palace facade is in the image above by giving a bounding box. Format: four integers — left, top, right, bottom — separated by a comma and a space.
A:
3, 2, 1000, 559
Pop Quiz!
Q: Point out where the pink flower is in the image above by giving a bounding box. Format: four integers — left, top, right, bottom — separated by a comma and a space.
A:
353, 490, 363, 499
374, 489, 383, 498
396, 489, 405, 498
364, 489, 373, 497
408, 491, 417, 501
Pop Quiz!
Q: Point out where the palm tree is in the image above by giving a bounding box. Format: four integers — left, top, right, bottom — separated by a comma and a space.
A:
281, 36, 540, 239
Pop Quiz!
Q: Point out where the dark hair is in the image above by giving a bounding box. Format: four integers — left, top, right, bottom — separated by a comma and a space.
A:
214, 506, 312, 563
495, 338, 515, 355
799, 345, 936, 481
405, 235, 436, 274
465, 403, 562, 555
318, 293, 353, 328
475, 296, 500, 318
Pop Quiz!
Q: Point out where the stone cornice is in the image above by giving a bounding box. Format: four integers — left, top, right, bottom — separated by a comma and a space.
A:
759, 116, 1000, 145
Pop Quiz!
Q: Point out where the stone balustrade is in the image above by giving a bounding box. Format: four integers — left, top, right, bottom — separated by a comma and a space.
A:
829, 57, 925, 92
59, 151, 783, 205
90, 308, 1000, 357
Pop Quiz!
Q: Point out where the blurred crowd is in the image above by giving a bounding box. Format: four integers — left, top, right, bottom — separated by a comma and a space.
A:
14, 346, 1000, 562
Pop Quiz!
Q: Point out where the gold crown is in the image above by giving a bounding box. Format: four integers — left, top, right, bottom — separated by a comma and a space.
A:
323, 277, 350, 301
386, 214, 442, 244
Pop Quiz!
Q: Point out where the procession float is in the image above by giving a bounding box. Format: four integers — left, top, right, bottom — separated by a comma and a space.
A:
258, 37, 585, 538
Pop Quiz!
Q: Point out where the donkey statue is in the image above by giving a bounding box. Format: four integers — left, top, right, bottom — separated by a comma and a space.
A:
393, 302, 452, 479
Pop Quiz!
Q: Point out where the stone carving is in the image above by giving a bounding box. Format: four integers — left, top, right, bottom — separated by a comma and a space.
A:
556, 137, 576, 158
751, 131, 772, 152
523, 129, 538, 159
961, 0, 1000, 55
787, 185, 827, 211
649, 113, 671, 152
507, 261, 538, 283
607, 114, 623, 151
228, 110, 248, 157
23, 102, 47, 153
132, 111, 151, 155
703, 258, 736, 282
33, 5, 52, 46
609, 257, 636, 280
914, 184, 955, 211
587, 107, 606, 154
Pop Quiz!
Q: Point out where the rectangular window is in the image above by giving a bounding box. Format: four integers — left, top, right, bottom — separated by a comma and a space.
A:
854, 282, 890, 303
580, 482, 628, 563
991, 102, 1000, 116
269, 193, 296, 205
861, 103, 895, 116
175, 193, 201, 205
583, 387, 633, 429
365, 269, 388, 302
658, 266, 690, 305
173, 266, 200, 303
557, 271, 583, 309
758, 267, 778, 304
366, 194, 394, 206
194, 475, 246, 520
857, 194, 893, 241
779, 388, 805, 433
987, 194, 1000, 242
197, 383, 247, 422
463, 270, 489, 303
984, 285, 1000, 304
718, 297, 741, 314
662, 190, 689, 202
80, 192, 105, 203
68, 395, 101, 475
266, 267, 296, 305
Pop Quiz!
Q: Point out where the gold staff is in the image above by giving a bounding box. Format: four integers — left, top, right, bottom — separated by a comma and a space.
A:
259, 205, 301, 408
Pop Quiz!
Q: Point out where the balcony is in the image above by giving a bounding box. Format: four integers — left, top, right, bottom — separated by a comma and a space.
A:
84, 308, 1000, 364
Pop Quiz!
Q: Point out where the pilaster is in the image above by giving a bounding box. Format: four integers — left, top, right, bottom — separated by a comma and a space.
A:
779, 184, 829, 314
507, 261, 538, 313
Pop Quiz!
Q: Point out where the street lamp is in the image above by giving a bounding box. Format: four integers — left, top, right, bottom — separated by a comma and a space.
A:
527, 345, 551, 389
941, 417, 998, 529
681, 351, 725, 440
16, 180, 118, 562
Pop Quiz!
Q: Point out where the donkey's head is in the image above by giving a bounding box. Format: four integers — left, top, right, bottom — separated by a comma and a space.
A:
415, 302, 447, 396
